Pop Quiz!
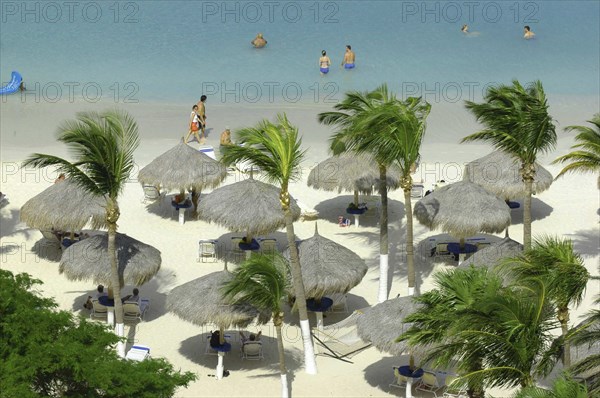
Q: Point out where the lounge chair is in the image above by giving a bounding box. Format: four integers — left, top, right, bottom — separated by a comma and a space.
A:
296, 200, 319, 221
198, 145, 216, 160
411, 184, 425, 199
123, 300, 149, 323
125, 345, 151, 361
40, 229, 62, 247
142, 185, 163, 204
229, 237, 245, 262
431, 243, 453, 259
259, 238, 277, 255
415, 371, 443, 397
198, 240, 217, 262
328, 293, 349, 313
241, 342, 264, 360
90, 299, 108, 321
312, 310, 371, 363
442, 375, 468, 397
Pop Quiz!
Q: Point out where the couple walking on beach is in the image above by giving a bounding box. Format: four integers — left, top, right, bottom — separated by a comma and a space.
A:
185, 95, 207, 144
319, 45, 355, 75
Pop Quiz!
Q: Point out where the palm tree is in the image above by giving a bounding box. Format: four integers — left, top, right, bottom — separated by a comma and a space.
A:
462, 80, 557, 249
354, 96, 431, 295
512, 374, 589, 398
220, 114, 317, 374
499, 236, 590, 367
318, 85, 430, 299
401, 268, 561, 396
553, 114, 600, 188
222, 253, 291, 397
23, 110, 139, 357
568, 294, 600, 395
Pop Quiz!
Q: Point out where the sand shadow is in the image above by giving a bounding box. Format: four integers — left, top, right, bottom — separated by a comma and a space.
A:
363, 354, 413, 394
509, 197, 554, 225
31, 238, 63, 262
313, 195, 406, 228
569, 228, 600, 258
178, 331, 304, 377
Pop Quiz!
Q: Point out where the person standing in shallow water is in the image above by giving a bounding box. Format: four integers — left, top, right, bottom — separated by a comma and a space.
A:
319, 50, 331, 74
524, 25, 535, 39
341, 45, 355, 69
251, 33, 267, 48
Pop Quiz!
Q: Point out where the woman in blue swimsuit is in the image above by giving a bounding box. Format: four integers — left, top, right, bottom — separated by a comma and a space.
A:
319, 50, 331, 74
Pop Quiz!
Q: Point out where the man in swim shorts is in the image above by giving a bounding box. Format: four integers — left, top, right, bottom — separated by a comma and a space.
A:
341, 45, 355, 69
196, 95, 207, 141
319, 50, 331, 74
524, 26, 535, 39
251, 33, 267, 48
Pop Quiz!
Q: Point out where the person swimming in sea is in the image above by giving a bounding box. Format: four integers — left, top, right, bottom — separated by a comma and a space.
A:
341, 45, 355, 69
251, 33, 267, 48
319, 50, 331, 74
524, 25, 535, 39
461, 24, 469, 33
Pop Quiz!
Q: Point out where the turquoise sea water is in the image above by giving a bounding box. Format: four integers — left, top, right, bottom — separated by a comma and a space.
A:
1, 0, 598, 104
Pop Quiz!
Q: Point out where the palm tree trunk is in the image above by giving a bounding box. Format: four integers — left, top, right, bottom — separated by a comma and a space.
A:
377, 164, 389, 303
523, 166, 534, 250
404, 187, 416, 295
274, 313, 289, 398
282, 194, 318, 375
107, 201, 125, 357
558, 306, 571, 367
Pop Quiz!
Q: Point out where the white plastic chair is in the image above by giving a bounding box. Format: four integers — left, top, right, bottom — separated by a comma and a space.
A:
390, 366, 409, 389
241, 342, 264, 360
142, 185, 162, 204
123, 300, 149, 323
198, 240, 217, 262
90, 299, 108, 321
442, 375, 468, 397
259, 238, 277, 255
416, 371, 443, 397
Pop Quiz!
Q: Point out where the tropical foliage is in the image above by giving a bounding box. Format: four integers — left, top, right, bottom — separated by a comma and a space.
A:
463, 80, 556, 249
23, 109, 140, 356
222, 253, 291, 398
568, 294, 600, 396
553, 114, 600, 188
319, 84, 431, 299
499, 235, 590, 367
0, 270, 195, 398
220, 114, 317, 374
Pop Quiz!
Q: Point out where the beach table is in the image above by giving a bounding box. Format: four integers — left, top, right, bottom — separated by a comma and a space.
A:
397, 366, 424, 398
446, 242, 478, 262
307, 297, 333, 331
171, 199, 192, 225
346, 206, 368, 227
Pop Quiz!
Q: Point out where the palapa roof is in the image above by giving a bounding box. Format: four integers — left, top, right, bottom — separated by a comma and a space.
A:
307, 153, 401, 194
197, 177, 301, 236
20, 179, 106, 231
459, 237, 523, 269
463, 150, 553, 199
283, 224, 368, 298
166, 271, 264, 329
356, 296, 423, 356
59, 232, 161, 286
137, 142, 227, 191
413, 181, 511, 239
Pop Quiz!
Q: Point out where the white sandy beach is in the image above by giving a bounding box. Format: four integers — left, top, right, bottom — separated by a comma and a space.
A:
1, 97, 599, 397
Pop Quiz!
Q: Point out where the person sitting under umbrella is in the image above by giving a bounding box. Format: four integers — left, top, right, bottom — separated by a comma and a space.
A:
210, 330, 232, 351
239, 330, 262, 345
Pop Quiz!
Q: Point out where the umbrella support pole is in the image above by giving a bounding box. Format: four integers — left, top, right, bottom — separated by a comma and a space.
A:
178, 208, 186, 225
316, 311, 324, 331
405, 378, 414, 398
107, 308, 115, 326
216, 351, 225, 380
354, 215, 359, 227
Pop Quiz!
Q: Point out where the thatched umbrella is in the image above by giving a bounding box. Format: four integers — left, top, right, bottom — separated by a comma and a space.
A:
463, 150, 553, 200
357, 296, 423, 357
167, 271, 265, 380
59, 232, 161, 287
137, 141, 227, 211
197, 175, 300, 238
357, 295, 425, 397
414, 181, 511, 260
458, 237, 523, 269
308, 154, 401, 226
20, 178, 106, 233
283, 224, 368, 329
